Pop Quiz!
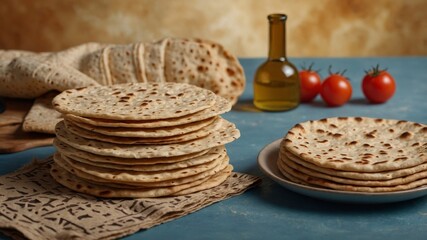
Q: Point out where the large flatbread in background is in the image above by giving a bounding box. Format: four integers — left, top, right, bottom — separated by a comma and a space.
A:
80, 38, 245, 104
1, 38, 245, 135
80, 44, 147, 85
0, 42, 104, 99
0, 38, 245, 104
163, 38, 245, 104
144, 39, 168, 83
0, 48, 101, 99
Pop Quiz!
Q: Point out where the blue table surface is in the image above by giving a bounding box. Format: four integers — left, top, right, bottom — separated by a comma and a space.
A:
1, 57, 427, 240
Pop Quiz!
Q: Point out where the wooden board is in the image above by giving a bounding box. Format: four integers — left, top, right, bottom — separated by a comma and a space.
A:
0, 98, 53, 153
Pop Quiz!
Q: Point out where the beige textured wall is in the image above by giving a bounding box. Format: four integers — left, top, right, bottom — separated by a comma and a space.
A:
0, 0, 426, 57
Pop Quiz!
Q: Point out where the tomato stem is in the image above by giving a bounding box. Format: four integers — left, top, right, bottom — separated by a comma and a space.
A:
301, 62, 321, 73
308, 62, 314, 71
329, 65, 347, 76
366, 64, 388, 77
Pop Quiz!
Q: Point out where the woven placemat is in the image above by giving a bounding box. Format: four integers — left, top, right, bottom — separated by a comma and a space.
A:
0, 157, 260, 240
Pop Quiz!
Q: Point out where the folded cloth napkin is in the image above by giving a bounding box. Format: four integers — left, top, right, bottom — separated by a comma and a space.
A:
0, 157, 260, 240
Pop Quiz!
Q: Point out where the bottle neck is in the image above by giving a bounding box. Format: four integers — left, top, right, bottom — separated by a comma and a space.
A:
268, 14, 287, 60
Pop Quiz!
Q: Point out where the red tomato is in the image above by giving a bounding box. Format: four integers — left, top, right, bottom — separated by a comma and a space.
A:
320, 74, 352, 107
299, 70, 322, 102
362, 66, 396, 103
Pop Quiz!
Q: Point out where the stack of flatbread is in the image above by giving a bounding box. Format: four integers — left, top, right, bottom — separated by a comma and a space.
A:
277, 117, 427, 192
50, 82, 241, 198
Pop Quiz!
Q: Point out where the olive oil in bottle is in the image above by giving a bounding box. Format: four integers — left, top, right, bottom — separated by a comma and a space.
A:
253, 14, 300, 111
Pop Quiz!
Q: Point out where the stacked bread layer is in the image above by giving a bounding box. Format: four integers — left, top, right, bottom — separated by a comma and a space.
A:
278, 117, 427, 192
51, 82, 240, 198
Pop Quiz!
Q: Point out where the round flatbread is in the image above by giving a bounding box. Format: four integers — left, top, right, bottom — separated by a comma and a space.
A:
277, 159, 427, 193
53, 139, 210, 165
57, 152, 225, 183
51, 162, 232, 198
55, 120, 240, 158
52, 82, 218, 120
53, 152, 230, 187
280, 152, 427, 187
283, 117, 427, 172
282, 148, 427, 181
63, 96, 231, 128
171, 165, 233, 196
59, 144, 226, 172
64, 116, 219, 139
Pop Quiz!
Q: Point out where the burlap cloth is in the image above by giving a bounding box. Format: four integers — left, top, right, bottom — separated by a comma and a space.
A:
0, 157, 260, 240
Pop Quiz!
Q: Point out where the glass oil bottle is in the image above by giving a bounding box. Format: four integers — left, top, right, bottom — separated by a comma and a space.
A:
253, 14, 300, 111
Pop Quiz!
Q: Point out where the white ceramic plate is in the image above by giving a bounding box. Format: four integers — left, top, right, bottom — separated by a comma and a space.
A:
258, 139, 427, 204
